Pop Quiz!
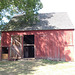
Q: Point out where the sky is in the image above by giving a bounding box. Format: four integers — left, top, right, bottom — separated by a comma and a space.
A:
39, 0, 75, 27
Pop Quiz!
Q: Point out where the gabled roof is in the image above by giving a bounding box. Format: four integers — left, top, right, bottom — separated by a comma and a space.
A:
3, 12, 74, 31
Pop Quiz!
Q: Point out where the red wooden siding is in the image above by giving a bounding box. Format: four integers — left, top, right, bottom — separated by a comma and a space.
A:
1, 32, 11, 47
0, 30, 74, 61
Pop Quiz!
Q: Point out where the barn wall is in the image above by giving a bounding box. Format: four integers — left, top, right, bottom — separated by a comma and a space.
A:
0, 29, 74, 61
35, 30, 74, 61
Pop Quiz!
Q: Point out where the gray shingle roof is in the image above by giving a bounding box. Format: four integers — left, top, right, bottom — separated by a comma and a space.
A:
3, 12, 74, 31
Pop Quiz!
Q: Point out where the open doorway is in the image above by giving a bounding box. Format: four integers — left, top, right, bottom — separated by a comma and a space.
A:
23, 46, 34, 58
2, 47, 8, 60
23, 35, 34, 58
23, 35, 34, 44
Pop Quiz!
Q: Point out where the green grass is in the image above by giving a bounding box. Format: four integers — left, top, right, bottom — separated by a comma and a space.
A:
0, 59, 75, 75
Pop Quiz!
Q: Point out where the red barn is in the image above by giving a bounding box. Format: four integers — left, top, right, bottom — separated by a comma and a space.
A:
0, 12, 75, 61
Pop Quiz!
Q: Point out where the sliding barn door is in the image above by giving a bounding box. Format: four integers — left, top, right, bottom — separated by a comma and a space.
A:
10, 35, 22, 60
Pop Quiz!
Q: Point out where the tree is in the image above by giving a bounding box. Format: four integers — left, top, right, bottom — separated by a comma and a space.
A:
0, 0, 43, 30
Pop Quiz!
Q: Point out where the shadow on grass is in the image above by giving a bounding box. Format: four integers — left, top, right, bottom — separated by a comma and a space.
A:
41, 59, 67, 65
0, 59, 67, 75
0, 60, 36, 75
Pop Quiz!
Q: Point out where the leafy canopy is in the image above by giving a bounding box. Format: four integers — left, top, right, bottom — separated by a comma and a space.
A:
0, 0, 43, 30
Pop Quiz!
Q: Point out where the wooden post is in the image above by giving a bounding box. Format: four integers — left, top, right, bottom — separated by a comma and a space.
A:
22, 35, 24, 58
0, 47, 2, 60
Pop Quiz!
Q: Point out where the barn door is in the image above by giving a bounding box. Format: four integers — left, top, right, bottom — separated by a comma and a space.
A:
10, 35, 22, 60
23, 35, 34, 58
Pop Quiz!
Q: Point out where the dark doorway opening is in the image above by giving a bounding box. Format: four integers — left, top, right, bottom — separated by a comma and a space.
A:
23, 35, 34, 58
2, 47, 8, 54
2, 47, 8, 59
23, 35, 34, 44
23, 46, 34, 58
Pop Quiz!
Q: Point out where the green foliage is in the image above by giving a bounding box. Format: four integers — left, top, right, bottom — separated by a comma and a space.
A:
0, 0, 43, 30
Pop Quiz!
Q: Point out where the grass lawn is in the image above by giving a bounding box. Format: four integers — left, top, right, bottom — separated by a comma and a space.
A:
0, 59, 75, 75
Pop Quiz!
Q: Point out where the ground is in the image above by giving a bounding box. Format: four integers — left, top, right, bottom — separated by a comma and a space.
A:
0, 59, 75, 75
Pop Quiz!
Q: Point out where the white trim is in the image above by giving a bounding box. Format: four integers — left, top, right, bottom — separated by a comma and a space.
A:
73, 30, 75, 61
